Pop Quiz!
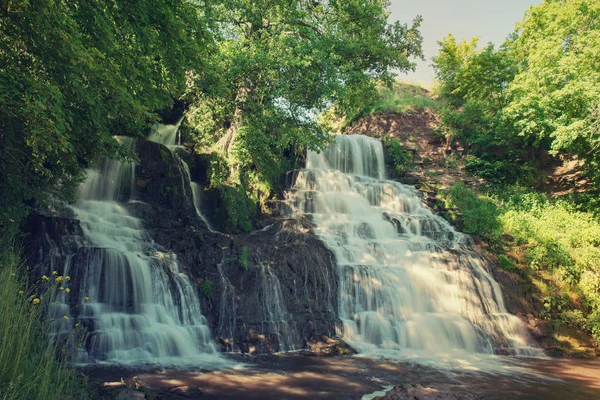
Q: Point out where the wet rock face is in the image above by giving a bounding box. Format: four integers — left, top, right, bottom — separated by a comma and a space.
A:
133, 140, 201, 226
130, 140, 340, 353
23, 138, 340, 355
23, 213, 83, 278
154, 216, 339, 354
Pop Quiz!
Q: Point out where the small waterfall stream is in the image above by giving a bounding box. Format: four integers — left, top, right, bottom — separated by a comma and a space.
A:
46, 137, 223, 366
148, 120, 214, 231
287, 134, 541, 358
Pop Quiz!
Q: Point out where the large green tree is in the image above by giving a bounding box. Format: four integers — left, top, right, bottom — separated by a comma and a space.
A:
0, 0, 211, 239
432, 35, 533, 183
185, 0, 423, 205
505, 0, 600, 182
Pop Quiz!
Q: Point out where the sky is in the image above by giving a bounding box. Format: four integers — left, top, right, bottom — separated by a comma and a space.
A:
388, 0, 542, 85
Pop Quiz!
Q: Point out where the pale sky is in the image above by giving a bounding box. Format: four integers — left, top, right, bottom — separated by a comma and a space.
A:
388, 0, 542, 84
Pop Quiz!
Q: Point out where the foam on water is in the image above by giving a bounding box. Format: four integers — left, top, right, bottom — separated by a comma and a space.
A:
286, 134, 544, 368
46, 137, 227, 368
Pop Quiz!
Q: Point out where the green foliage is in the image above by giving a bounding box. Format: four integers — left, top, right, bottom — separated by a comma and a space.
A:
184, 0, 424, 211
505, 0, 600, 185
342, 82, 440, 128
200, 279, 213, 298
382, 136, 414, 175
496, 188, 600, 339
433, 1, 600, 190
497, 255, 517, 272
0, 243, 86, 399
433, 35, 516, 107
438, 183, 600, 339
0, 0, 211, 235
218, 184, 256, 233
239, 246, 251, 271
440, 183, 502, 241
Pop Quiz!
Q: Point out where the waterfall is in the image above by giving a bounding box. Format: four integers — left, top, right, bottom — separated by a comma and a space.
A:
148, 120, 214, 231
45, 137, 224, 367
287, 134, 541, 358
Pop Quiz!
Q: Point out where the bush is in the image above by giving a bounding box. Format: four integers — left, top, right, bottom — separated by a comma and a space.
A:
440, 183, 502, 241
382, 136, 414, 175
498, 255, 517, 272
200, 279, 213, 298
496, 189, 600, 340
218, 184, 255, 233
239, 247, 251, 271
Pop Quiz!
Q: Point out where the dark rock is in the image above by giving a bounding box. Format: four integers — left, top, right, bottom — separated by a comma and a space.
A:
373, 384, 480, 400
303, 335, 357, 356
22, 213, 83, 278
181, 218, 340, 353
22, 137, 343, 355
133, 139, 204, 231
115, 389, 146, 400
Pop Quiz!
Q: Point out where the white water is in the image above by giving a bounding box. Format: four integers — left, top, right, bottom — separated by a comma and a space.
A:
287, 135, 542, 361
48, 138, 225, 367
148, 120, 214, 231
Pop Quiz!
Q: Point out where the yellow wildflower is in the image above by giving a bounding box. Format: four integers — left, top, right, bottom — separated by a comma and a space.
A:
32, 298, 40, 305
41, 275, 49, 281
63, 316, 68, 320
59, 287, 64, 291
52, 271, 58, 275
65, 276, 71, 281
84, 296, 89, 302
18, 290, 24, 295
65, 288, 70, 293
55, 276, 63, 283
75, 323, 80, 328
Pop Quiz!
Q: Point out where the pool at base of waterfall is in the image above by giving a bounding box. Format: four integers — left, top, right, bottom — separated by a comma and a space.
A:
86, 353, 600, 400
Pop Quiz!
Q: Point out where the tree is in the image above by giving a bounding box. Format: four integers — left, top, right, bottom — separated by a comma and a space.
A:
432, 35, 532, 183
184, 0, 423, 219
505, 0, 600, 183
433, 34, 516, 107
0, 0, 211, 239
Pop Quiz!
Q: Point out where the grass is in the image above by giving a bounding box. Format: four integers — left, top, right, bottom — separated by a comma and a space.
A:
0, 242, 86, 400
368, 83, 440, 115
332, 81, 442, 131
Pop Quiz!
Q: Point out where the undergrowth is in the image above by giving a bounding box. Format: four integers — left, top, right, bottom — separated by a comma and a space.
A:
440, 183, 600, 341
0, 242, 86, 400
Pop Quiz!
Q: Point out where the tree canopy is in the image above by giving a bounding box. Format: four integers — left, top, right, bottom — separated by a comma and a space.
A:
0, 0, 211, 238
432, 0, 600, 187
0, 0, 423, 235
184, 0, 424, 229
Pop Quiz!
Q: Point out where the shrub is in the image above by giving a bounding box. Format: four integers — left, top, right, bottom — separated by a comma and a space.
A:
200, 279, 213, 298
382, 136, 414, 175
498, 255, 517, 272
440, 183, 502, 240
496, 189, 600, 340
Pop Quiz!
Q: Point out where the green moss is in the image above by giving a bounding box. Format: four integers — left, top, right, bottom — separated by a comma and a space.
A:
239, 246, 250, 271
200, 279, 213, 298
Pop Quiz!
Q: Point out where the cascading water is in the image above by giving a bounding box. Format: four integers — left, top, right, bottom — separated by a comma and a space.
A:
148, 120, 214, 231
287, 134, 541, 359
47, 138, 224, 366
